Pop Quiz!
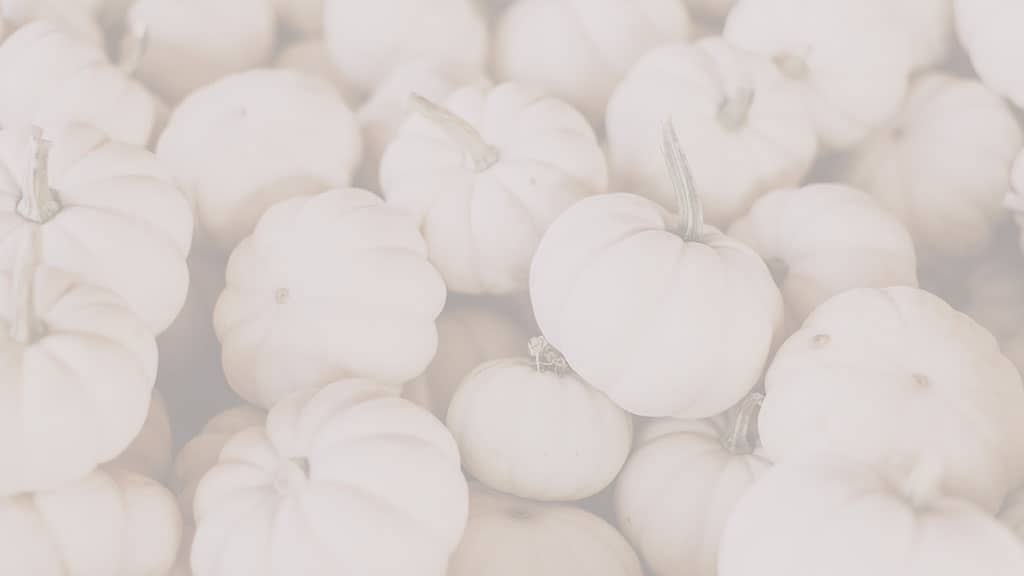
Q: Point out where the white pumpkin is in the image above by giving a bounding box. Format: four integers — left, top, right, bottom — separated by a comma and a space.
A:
274, 39, 360, 106
724, 0, 911, 149
124, 0, 276, 103
191, 380, 468, 576
0, 467, 182, 576
447, 337, 633, 501
843, 73, 1022, 263
108, 390, 172, 479
719, 457, 1024, 576
728, 183, 918, 327
271, 0, 320, 35
214, 188, 446, 407
955, 0, 1024, 110
530, 126, 783, 418
615, 393, 772, 576
606, 37, 818, 226
403, 295, 531, 419
760, 286, 1024, 513
449, 484, 644, 576
156, 69, 362, 249
964, 251, 1024, 375
0, 22, 161, 147
895, 0, 954, 69
493, 0, 692, 123
1007, 150, 1024, 251
0, 0, 104, 46
0, 124, 192, 333
381, 82, 608, 294
1001, 487, 1024, 540
323, 0, 487, 93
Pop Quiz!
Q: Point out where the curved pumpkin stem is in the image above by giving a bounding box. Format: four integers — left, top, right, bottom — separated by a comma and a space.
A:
17, 127, 60, 224
721, 391, 764, 455
527, 336, 569, 376
9, 231, 39, 344
409, 93, 500, 173
661, 121, 704, 242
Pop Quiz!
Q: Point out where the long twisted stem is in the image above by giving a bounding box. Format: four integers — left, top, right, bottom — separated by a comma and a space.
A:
661, 121, 704, 242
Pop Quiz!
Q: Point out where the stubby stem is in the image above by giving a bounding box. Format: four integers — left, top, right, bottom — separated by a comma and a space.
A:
118, 17, 148, 76
721, 392, 764, 455
661, 122, 704, 242
17, 127, 60, 224
774, 53, 809, 80
527, 336, 569, 375
717, 86, 755, 131
409, 93, 500, 173
9, 233, 39, 344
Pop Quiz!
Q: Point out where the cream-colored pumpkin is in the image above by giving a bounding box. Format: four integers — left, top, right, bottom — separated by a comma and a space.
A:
191, 380, 468, 576
125, 0, 276, 103
964, 251, 1024, 375
0, 467, 181, 576
381, 82, 608, 294
214, 188, 446, 407
1001, 487, 1024, 540
606, 37, 818, 226
530, 126, 783, 418
719, 457, 1024, 576
493, 0, 692, 123
449, 484, 644, 576
274, 40, 360, 106
402, 295, 530, 419
955, 0, 1024, 110
323, 0, 487, 92
0, 0, 104, 46
844, 74, 1022, 263
724, 0, 911, 149
615, 394, 771, 576
0, 124, 192, 333
728, 183, 918, 328
760, 286, 1024, 513
0, 22, 161, 147
271, 0, 320, 35
157, 69, 361, 249
447, 337, 632, 501
108, 390, 172, 479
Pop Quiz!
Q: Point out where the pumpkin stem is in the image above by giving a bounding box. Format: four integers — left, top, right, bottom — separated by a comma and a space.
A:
117, 17, 148, 76
9, 232, 40, 345
409, 93, 500, 173
774, 53, 809, 80
17, 127, 60, 224
527, 336, 569, 375
661, 121, 704, 242
901, 457, 944, 509
717, 86, 754, 130
721, 392, 764, 455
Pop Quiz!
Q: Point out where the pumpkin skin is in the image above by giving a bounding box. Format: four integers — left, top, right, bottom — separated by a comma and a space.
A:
724, 0, 911, 149
728, 184, 918, 328
0, 23, 161, 148
0, 124, 192, 334
380, 82, 608, 294
606, 38, 818, 226
274, 40, 360, 106
214, 188, 446, 408
323, 0, 487, 93
493, 0, 692, 123
191, 380, 468, 576
156, 69, 362, 249
760, 286, 1024, 513
964, 252, 1024, 375
108, 390, 172, 479
447, 339, 633, 501
843, 74, 1022, 263
449, 484, 644, 576
955, 0, 1024, 110
0, 467, 182, 576
719, 457, 1024, 576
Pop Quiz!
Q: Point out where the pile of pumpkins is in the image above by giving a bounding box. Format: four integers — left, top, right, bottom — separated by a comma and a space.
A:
3, 0, 1024, 575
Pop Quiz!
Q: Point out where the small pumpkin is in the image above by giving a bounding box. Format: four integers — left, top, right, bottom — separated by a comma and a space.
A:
108, 390, 172, 479
380, 82, 608, 294
191, 380, 468, 576
964, 251, 1024, 375
843, 73, 1022, 263
606, 37, 818, 226
156, 69, 362, 249
955, 0, 1024, 110
449, 483, 644, 576
530, 125, 783, 418
447, 337, 632, 501
214, 188, 446, 407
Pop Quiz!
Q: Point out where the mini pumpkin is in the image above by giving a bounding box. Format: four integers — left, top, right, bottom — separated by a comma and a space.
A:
214, 188, 446, 407
108, 390, 172, 479
955, 0, 1024, 110
530, 125, 783, 418
380, 82, 608, 294
191, 380, 468, 576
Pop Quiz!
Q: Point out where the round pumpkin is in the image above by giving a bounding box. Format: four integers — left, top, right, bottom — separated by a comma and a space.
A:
530, 125, 783, 418
274, 39, 360, 106
956, 0, 1024, 110
380, 82, 608, 294
760, 286, 1024, 513
449, 483, 644, 576
964, 252, 1024, 375
723, 0, 911, 149
190, 380, 468, 576
0, 467, 181, 576
843, 73, 1022, 263
447, 337, 633, 501
728, 183, 918, 328
108, 390, 172, 479
493, 0, 692, 123
156, 69, 362, 249
605, 37, 818, 226
214, 188, 446, 408
719, 457, 1024, 576
615, 393, 772, 576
